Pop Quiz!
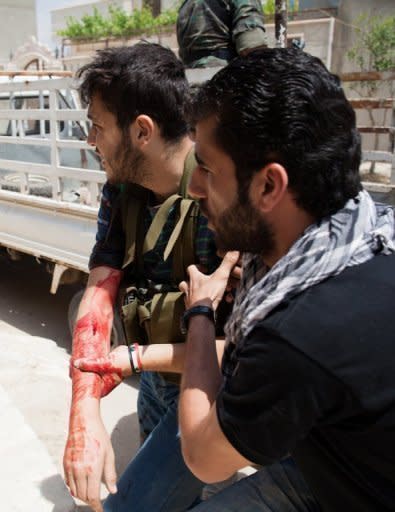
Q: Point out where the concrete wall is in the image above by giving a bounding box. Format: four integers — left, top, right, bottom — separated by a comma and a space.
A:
0, 0, 36, 69
265, 17, 335, 69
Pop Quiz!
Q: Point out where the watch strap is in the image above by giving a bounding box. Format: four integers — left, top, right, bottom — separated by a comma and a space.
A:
181, 305, 215, 334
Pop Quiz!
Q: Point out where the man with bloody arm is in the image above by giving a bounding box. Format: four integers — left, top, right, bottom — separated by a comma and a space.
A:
63, 42, 228, 512
170, 48, 395, 511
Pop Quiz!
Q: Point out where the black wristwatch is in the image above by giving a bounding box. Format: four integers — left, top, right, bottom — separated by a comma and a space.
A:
181, 305, 216, 335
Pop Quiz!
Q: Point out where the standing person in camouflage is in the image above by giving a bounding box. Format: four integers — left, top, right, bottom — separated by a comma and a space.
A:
177, 0, 267, 68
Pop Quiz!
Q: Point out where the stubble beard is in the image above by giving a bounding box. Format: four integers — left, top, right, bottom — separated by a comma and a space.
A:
213, 197, 275, 256
106, 133, 150, 186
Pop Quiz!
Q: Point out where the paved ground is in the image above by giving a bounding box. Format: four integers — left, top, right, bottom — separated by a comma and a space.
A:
0, 253, 259, 512
0, 254, 140, 511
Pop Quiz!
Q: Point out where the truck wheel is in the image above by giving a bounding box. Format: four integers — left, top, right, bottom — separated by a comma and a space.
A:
68, 289, 126, 348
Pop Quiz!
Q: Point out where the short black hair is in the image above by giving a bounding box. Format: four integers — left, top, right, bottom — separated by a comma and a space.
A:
78, 42, 189, 144
189, 48, 362, 219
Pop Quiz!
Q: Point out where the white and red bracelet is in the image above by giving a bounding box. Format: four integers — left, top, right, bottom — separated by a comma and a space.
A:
128, 342, 142, 374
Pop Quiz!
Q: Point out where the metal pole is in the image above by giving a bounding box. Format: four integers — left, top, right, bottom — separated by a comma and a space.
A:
275, 0, 288, 48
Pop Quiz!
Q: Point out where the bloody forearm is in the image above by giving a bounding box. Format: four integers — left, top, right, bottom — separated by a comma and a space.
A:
70, 268, 122, 402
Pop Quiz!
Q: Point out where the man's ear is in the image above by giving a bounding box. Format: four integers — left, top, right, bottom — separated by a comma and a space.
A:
250, 163, 288, 213
130, 115, 155, 148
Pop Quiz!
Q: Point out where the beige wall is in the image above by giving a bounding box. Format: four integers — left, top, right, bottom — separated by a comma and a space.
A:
0, 0, 36, 69
265, 17, 336, 70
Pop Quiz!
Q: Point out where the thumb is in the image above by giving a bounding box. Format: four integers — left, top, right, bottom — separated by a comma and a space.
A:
73, 356, 110, 374
103, 447, 117, 494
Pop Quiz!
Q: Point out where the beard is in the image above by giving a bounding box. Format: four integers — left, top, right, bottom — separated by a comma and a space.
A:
212, 196, 275, 256
105, 132, 150, 186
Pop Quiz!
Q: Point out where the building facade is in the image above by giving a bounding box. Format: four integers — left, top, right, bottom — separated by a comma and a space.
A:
0, 0, 37, 69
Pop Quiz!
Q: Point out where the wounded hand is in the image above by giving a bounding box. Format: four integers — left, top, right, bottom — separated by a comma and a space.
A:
73, 346, 132, 396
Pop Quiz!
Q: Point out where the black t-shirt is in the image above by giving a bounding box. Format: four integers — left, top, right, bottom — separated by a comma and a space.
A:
217, 254, 395, 511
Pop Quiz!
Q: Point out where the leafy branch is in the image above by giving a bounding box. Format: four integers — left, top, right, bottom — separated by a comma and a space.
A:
58, 6, 178, 41
346, 13, 395, 174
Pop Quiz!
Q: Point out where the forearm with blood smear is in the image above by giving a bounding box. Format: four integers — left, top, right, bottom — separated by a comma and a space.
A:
71, 270, 123, 402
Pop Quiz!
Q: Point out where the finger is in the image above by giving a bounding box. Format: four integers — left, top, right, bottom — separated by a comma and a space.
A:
225, 291, 235, 303
74, 468, 88, 505
103, 447, 117, 495
88, 494, 103, 512
64, 466, 77, 500
228, 277, 241, 290
63, 451, 77, 498
215, 251, 240, 278
67, 476, 77, 500
230, 265, 242, 280
186, 264, 201, 278
86, 470, 102, 512
179, 281, 189, 295
73, 357, 109, 374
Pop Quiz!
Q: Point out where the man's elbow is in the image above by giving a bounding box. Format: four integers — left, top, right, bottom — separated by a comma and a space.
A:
181, 443, 234, 484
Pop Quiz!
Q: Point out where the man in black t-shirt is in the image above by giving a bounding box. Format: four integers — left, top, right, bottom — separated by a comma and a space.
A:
178, 48, 395, 511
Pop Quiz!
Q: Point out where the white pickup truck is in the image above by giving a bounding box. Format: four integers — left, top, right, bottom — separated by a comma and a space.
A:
0, 72, 105, 295
0, 72, 117, 337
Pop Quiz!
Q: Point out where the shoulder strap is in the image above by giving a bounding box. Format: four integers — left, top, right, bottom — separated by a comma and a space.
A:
143, 194, 181, 255
179, 148, 197, 198
120, 148, 199, 282
121, 183, 149, 270
171, 149, 200, 283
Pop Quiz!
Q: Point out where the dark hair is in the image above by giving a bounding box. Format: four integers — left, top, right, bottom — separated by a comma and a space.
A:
77, 42, 189, 143
189, 48, 361, 219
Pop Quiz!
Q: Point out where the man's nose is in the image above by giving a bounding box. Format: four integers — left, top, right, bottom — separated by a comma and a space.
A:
87, 127, 96, 147
188, 166, 207, 199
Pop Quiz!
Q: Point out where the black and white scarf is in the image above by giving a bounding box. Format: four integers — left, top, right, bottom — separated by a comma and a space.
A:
224, 190, 395, 348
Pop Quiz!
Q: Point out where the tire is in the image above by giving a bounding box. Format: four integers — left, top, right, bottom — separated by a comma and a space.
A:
68, 289, 126, 348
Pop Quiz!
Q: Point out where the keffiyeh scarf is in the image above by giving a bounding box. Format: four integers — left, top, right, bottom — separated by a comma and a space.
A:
225, 190, 395, 348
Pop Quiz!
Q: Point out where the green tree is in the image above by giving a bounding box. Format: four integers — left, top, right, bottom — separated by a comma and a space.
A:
58, 5, 178, 41
347, 14, 395, 74
262, 0, 299, 16
347, 14, 395, 174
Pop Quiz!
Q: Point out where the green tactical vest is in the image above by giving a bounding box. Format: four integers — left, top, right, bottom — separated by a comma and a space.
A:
120, 150, 199, 370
